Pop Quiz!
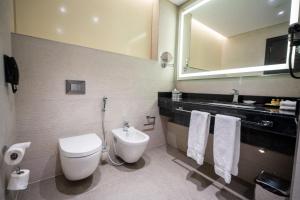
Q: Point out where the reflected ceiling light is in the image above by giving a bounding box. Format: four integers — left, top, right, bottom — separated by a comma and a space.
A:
278, 10, 285, 15
92, 16, 99, 23
192, 18, 227, 40
59, 6, 67, 13
56, 28, 64, 34
258, 148, 265, 154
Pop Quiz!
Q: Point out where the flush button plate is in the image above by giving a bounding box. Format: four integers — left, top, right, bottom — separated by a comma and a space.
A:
66, 80, 85, 94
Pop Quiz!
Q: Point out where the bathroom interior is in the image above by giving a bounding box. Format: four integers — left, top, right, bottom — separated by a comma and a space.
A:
1, 0, 300, 199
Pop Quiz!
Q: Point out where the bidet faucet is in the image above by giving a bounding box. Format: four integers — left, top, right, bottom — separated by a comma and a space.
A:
232, 89, 239, 103
123, 121, 130, 134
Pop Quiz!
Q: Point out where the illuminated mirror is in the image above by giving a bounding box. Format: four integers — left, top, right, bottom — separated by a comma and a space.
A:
177, 0, 300, 80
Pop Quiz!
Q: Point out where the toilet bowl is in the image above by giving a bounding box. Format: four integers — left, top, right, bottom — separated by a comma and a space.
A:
59, 133, 102, 181
112, 127, 149, 163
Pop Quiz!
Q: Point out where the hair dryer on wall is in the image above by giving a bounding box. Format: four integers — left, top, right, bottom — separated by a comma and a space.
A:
3, 55, 19, 93
288, 23, 300, 79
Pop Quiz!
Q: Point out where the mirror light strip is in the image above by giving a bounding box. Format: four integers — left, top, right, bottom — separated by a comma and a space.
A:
180, 64, 287, 78
182, 0, 211, 15
177, 0, 300, 79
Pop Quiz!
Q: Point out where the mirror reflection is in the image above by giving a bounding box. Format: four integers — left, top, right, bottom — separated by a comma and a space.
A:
182, 0, 292, 73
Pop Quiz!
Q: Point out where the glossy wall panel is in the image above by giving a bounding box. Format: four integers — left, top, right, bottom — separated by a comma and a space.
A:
0, 0, 16, 199
14, 0, 155, 59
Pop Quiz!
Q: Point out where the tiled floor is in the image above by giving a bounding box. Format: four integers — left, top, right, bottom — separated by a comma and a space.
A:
18, 146, 253, 200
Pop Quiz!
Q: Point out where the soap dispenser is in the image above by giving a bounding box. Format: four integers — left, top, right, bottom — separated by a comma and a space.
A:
172, 88, 182, 101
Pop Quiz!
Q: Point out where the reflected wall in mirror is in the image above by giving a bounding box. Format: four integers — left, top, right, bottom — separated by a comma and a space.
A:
178, 0, 299, 79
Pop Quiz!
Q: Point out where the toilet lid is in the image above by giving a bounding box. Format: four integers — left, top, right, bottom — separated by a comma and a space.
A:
59, 133, 102, 158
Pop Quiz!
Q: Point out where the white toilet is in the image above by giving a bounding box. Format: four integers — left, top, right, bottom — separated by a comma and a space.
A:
59, 133, 102, 181
112, 127, 149, 163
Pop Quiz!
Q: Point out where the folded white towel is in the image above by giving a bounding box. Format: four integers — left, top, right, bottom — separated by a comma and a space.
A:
280, 105, 296, 111
187, 110, 211, 165
279, 109, 295, 115
280, 100, 297, 107
213, 114, 241, 184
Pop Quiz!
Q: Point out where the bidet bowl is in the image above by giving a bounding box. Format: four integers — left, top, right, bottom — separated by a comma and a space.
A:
112, 127, 149, 163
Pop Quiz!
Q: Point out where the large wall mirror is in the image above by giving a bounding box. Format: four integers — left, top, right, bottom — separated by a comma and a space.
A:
177, 0, 300, 80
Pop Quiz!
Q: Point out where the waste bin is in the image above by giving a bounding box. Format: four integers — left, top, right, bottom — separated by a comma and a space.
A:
255, 171, 290, 200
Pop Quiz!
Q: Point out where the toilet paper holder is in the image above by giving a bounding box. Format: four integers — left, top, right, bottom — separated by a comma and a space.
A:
4, 142, 31, 166
3, 142, 31, 191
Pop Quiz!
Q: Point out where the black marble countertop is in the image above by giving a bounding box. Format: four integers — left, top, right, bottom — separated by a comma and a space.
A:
158, 92, 299, 155
159, 92, 299, 118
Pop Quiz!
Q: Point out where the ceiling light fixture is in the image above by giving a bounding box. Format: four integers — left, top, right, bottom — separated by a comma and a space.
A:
92, 16, 99, 23
59, 6, 67, 14
56, 28, 64, 34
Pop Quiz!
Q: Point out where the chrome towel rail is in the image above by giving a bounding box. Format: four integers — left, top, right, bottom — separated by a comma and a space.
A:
176, 107, 274, 127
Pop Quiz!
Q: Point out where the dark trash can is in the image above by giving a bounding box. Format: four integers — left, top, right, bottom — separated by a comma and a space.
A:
255, 171, 290, 200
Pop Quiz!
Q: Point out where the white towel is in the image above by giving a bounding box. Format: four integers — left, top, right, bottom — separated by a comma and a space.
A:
280, 105, 296, 111
187, 110, 211, 165
280, 100, 297, 107
213, 114, 241, 184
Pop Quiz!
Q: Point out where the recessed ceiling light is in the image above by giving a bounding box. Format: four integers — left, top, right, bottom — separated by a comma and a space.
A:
278, 10, 285, 16
59, 6, 67, 13
92, 16, 99, 23
56, 28, 63, 34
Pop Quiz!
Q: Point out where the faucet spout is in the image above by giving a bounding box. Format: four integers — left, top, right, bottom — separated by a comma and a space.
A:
232, 89, 239, 103
123, 121, 130, 136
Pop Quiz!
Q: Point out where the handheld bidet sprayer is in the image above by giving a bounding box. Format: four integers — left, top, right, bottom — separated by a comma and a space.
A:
102, 96, 107, 112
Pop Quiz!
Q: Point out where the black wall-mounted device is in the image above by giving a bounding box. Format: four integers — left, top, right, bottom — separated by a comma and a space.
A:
288, 23, 300, 79
3, 55, 19, 93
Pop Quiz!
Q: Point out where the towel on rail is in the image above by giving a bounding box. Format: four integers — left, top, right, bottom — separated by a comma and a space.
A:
213, 114, 241, 184
187, 110, 211, 165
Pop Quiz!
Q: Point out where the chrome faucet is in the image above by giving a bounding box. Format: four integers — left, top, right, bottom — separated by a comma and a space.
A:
232, 89, 239, 103
123, 121, 130, 135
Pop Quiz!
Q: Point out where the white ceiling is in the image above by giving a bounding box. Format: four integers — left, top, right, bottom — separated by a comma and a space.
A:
169, 0, 188, 6
191, 0, 291, 37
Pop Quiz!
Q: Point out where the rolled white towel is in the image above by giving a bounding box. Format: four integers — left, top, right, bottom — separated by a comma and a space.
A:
280, 100, 297, 107
279, 110, 295, 115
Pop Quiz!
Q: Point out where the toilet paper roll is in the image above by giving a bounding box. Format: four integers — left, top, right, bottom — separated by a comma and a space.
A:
4, 147, 25, 166
7, 169, 30, 190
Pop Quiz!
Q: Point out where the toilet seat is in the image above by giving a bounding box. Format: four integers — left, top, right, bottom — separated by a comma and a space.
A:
59, 133, 102, 158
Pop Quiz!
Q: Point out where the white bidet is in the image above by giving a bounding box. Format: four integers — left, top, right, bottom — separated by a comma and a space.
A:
112, 127, 149, 163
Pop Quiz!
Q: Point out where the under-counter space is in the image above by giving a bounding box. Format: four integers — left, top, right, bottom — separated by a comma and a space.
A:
158, 92, 299, 155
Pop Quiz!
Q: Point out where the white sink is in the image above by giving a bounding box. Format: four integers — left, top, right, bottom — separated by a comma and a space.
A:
208, 102, 255, 109
112, 127, 149, 163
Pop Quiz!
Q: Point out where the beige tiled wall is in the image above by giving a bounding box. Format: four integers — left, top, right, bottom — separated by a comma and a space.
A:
12, 33, 174, 183
167, 122, 294, 184
0, 0, 16, 199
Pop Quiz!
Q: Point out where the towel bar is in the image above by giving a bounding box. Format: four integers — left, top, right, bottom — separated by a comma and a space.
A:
176, 107, 274, 128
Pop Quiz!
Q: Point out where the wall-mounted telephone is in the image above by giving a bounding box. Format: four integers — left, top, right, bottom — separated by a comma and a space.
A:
288, 23, 300, 79
4, 55, 19, 93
